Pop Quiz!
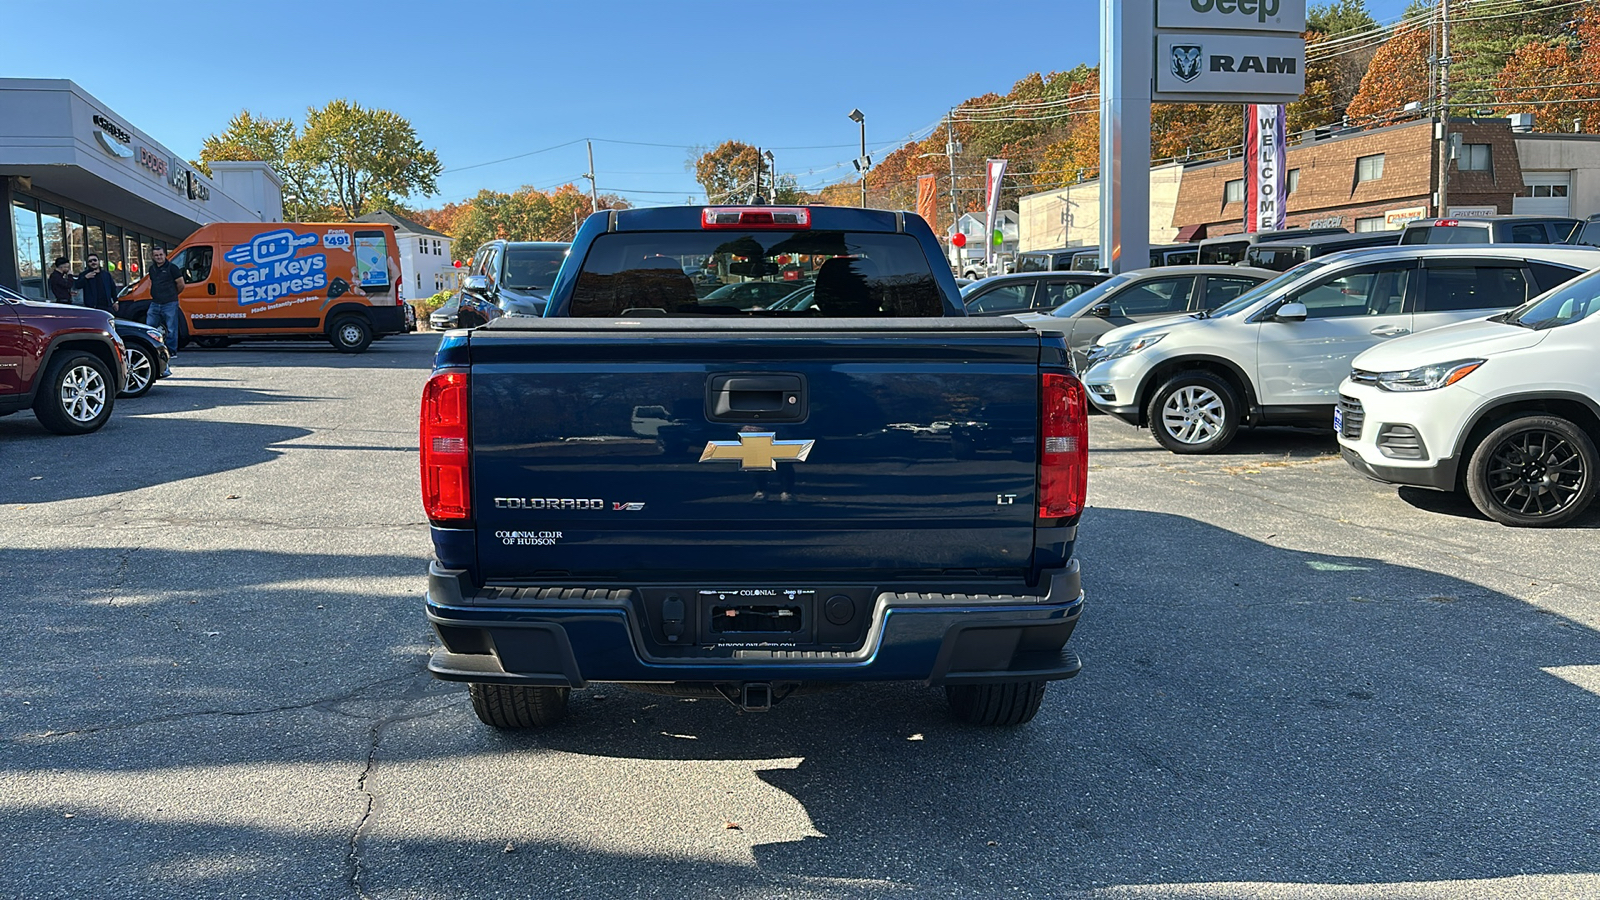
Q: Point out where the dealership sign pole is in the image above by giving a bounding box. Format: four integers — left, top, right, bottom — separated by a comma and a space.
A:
1101, 0, 1306, 270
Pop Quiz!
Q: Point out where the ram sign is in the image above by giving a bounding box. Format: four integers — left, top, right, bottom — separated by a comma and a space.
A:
1157, 0, 1307, 32
1154, 33, 1306, 102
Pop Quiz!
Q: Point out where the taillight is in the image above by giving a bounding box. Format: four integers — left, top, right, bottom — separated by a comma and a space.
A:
421, 370, 471, 522
702, 207, 811, 229
1039, 371, 1088, 520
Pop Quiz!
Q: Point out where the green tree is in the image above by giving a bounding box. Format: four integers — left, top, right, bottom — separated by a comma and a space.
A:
199, 101, 442, 221
1450, 0, 1581, 112
295, 100, 442, 219
197, 111, 329, 220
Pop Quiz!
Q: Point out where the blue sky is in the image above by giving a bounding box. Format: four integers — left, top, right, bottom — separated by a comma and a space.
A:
10, 0, 1413, 210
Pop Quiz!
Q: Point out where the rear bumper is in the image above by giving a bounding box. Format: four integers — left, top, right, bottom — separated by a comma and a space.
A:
367, 304, 407, 336
424, 561, 1085, 688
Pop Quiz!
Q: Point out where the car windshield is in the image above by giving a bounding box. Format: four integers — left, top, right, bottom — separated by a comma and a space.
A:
503, 248, 567, 291
1202, 260, 1334, 318
1049, 272, 1136, 317
1505, 269, 1600, 329
568, 230, 944, 316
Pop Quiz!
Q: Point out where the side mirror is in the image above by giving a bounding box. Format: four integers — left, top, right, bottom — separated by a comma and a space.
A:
462, 275, 490, 296
1275, 301, 1308, 322
1091, 303, 1112, 318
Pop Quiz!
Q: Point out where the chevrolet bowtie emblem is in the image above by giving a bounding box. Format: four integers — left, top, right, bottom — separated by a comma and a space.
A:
699, 433, 815, 471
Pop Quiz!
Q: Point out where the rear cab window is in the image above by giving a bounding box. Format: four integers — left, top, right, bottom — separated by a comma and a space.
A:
568, 229, 945, 317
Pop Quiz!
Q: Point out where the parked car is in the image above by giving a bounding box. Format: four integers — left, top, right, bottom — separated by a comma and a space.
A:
1198, 227, 1349, 265
111, 319, 170, 398
1245, 231, 1402, 271
1564, 213, 1600, 248
1010, 265, 1274, 371
961, 272, 1110, 317
428, 291, 502, 330
0, 284, 127, 434
1082, 245, 1600, 453
1401, 215, 1580, 245
462, 240, 570, 317
1338, 269, 1600, 527
699, 280, 806, 309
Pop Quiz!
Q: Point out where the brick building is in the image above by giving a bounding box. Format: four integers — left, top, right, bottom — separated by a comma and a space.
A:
1172, 118, 1529, 239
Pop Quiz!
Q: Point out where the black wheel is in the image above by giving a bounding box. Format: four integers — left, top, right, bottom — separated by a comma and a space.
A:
469, 683, 570, 728
32, 352, 115, 435
1147, 370, 1241, 454
120, 341, 156, 398
945, 680, 1047, 726
1466, 415, 1597, 527
328, 315, 373, 353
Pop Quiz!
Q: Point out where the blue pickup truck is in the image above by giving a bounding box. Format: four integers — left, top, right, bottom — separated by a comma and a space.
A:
420, 205, 1089, 727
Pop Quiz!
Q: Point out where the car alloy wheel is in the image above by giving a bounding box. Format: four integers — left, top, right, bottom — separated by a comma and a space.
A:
1161, 385, 1226, 445
124, 346, 152, 396
1479, 424, 1591, 523
61, 362, 108, 423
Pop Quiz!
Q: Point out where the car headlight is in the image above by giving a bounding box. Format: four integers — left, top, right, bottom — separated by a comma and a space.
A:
145, 328, 165, 344
1373, 359, 1484, 392
1091, 333, 1167, 363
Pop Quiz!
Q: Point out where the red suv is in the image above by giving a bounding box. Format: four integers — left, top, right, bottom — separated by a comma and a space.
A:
0, 288, 127, 434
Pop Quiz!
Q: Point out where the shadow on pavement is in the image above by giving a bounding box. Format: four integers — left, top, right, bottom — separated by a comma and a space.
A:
1397, 484, 1600, 529
1, 512, 1596, 897
173, 333, 439, 371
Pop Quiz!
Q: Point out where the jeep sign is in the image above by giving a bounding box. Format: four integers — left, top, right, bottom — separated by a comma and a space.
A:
1157, 0, 1306, 32
1154, 33, 1305, 101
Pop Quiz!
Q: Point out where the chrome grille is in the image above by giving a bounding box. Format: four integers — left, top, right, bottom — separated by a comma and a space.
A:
1350, 369, 1380, 385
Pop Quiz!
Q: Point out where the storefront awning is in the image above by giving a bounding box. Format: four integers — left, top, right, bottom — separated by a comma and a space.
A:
1174, 223, 1205, 242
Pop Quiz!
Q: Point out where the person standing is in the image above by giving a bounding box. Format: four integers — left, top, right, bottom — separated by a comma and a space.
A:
76, 254, 118, 314
146, 246, 185, 377
47, 257, 75, 303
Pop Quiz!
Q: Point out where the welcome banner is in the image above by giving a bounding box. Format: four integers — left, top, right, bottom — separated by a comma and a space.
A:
916, 174, 938, 229
1244, 104, 1288, 232
984, 158, 1008, 262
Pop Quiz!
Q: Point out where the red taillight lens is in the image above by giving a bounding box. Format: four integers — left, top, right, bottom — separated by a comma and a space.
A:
1039, 372, 1088, 520
421, 370, 471, 522
701, 207, 811, 229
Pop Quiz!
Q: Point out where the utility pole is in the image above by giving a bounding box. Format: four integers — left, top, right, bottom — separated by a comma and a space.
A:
755, 147, 764, 203
1437, 0, 1452, 216
946, 112, 960, 242
584, 140, 599, 212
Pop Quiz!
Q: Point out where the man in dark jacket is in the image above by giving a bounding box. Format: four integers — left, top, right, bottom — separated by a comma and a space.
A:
76, 254, 118, 313
47, 257, 75, 303
146, 246, 185, 377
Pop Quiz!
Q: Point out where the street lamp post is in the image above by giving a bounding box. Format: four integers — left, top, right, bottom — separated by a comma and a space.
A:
848, 108, 867, 207
763, 149, 775, 202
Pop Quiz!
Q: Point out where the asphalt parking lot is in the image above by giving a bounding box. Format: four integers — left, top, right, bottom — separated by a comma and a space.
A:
2, 333, 1597, 900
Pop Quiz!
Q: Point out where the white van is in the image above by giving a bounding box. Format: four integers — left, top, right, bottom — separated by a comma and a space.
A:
1081, 245, 1600, 453
1337, 270, 1600, 527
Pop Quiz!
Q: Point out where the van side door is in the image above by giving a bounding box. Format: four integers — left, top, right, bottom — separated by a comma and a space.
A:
1256, 261, 1417, 406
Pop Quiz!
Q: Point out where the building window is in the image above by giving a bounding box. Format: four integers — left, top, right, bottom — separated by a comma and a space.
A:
1459, 144, 1492, 173
1287, 169, 1300, 195
1355, 216, 1385, 232
1356, 154, 1385, 184
1224, 179, 1245, 203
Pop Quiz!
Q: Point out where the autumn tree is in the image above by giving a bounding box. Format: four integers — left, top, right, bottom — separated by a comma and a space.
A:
1450, 0, 1584, 111
1494, 4, 1600, 131
1346, 18, 1433, 124
691, 141, 763, 203
442, 184, 627, 255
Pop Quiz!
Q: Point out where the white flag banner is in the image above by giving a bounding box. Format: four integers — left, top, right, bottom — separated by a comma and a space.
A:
1245, 104, 1288, 232
984, 158, 1008, 263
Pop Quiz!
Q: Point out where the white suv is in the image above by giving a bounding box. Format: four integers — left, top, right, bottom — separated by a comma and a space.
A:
1337, 269, 1600, 527
1080, 245, 1600, 454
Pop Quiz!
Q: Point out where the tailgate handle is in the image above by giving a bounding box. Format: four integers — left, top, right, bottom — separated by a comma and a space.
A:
707, 374, 807, 422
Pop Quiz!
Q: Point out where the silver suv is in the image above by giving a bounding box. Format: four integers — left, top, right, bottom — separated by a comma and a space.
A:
1081, 245, 1600, 453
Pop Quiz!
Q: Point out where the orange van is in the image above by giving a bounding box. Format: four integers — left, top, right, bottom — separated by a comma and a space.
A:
117, 222, 404, 352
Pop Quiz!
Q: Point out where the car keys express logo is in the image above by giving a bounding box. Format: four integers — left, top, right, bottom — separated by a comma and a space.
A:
225, 230, 328, 305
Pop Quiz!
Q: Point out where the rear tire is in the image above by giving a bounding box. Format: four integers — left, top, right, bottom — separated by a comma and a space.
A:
328, 315, 373, 353
1147, 370, 1240, 454
1465, 415, 1597, 527
469, 683, 570, 728
945, 680, 1047, 726
32, 352, 114, 435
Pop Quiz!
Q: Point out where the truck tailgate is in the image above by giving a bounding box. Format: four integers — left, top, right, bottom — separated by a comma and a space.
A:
467, 320, 1045, 580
